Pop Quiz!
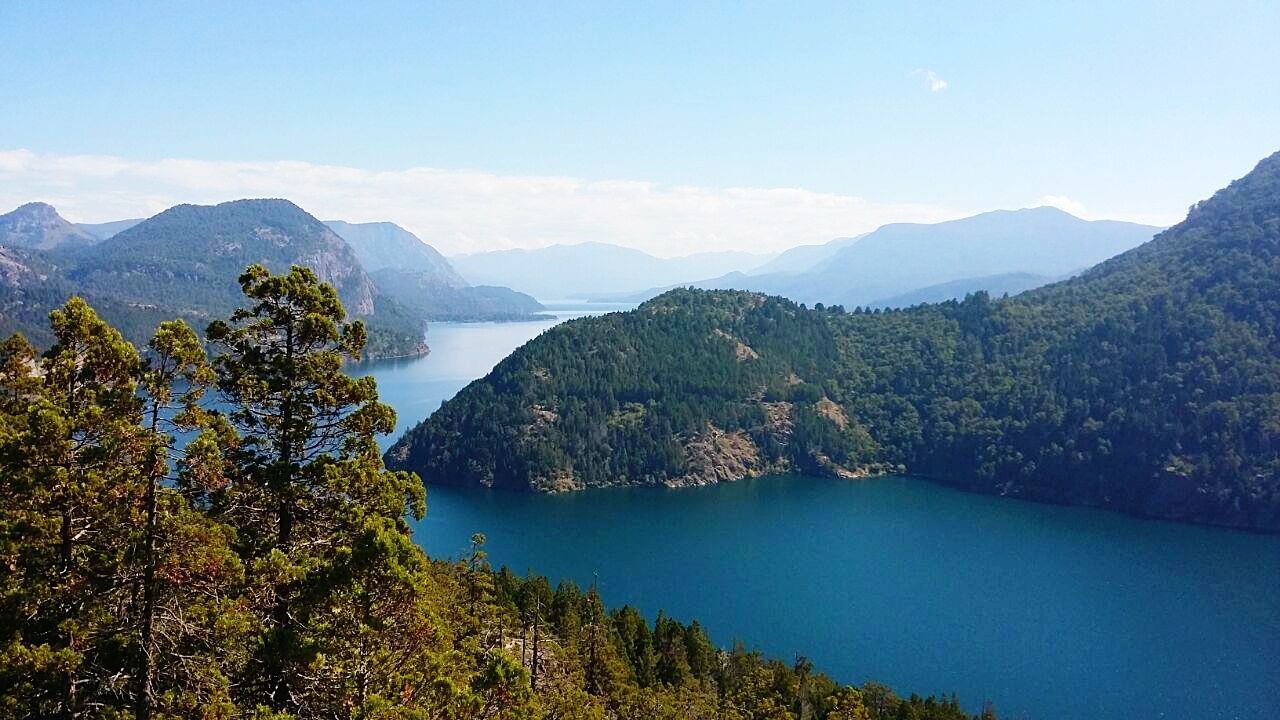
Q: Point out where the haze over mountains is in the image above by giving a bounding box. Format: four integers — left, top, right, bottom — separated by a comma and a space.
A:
609, 207, 1162, 307
0, 198, 1164, 359
450, 242, 775, 300
323, 220, 547, 322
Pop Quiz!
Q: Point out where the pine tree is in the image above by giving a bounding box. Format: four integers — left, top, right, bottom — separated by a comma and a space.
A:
204, 264, 424, 714
134, 320, 249, 718
0, 298, 148, 718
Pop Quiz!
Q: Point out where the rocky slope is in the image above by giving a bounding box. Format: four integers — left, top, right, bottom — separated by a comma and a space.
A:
0, 202, 96, 250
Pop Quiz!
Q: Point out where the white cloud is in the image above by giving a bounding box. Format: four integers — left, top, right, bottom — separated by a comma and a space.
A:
0, 149, 969, 257
911, 68, 948, 92
1030, 194, 1088, 216
1026, 194, 1179, 227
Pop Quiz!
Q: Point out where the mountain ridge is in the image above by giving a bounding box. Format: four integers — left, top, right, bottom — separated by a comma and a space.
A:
616, 208, 1161, 306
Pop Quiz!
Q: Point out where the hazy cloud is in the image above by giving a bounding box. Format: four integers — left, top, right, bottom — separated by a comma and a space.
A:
0, 149, 969, 257
911, 68, 948, 92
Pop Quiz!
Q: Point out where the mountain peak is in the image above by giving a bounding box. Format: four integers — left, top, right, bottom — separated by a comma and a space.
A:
0, 201, 96, 250
13, 201, 60, 216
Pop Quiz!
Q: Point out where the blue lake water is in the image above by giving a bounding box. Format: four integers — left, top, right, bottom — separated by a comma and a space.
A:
359, 308, 1280, 720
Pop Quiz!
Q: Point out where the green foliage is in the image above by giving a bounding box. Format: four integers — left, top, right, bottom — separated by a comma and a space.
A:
0, 267, 992, 719
0, 199, 428, 360
388, 151, 1280, 531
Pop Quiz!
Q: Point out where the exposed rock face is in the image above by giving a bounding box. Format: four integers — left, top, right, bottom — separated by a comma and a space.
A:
0, 247, 40, 285
0, 202, 96, 250
673, 425, 767, 487
713, 328, 759, 360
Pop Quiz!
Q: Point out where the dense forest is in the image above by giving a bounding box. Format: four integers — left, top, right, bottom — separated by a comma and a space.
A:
387, 152, 1280, 531
0, 265, 992, 719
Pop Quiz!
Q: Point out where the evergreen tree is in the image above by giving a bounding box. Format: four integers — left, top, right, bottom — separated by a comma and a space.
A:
135, 320, 249, 718
0, 298, 147, 717
204, 264, 424, 714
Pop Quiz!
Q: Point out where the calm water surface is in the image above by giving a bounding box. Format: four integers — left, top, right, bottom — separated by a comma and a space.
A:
359, 308, 1280, 720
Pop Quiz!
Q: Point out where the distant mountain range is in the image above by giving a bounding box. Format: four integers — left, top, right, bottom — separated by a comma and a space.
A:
606, 208, 1161, 307
0, 201, 546, 358
743, 234, 865, 276
1, 199, 1161, 358
450, 242, 775, 300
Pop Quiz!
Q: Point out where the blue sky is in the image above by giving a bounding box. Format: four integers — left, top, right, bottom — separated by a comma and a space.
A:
1, 1, 1276, 254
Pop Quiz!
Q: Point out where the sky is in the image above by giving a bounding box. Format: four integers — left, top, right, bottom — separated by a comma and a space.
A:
1, 1, 1277, 256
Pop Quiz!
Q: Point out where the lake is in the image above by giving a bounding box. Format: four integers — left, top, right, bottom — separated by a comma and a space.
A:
358, 308, 1280, 720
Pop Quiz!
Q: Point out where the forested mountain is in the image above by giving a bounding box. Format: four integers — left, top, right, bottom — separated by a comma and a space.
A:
0, 266, 990, 720
0, 202, 97, 250
387, 152, 1280, 531
619, 209, 1159, 306
328, 219, 548, 321
0, 199, 427, 358
451, 242, 774, 299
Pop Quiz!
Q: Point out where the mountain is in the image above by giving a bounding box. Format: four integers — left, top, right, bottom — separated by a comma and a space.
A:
326, 220, 546, 321
387, 151, 1280, 531
867, 271, 1059, 308
624, 209, 1160, 306
672, 250, 777, 279
370, 269, 547, 322
324, 220, 466, 285
450, 242, 773, 300
76, 217, 143, 241
0, 202, 97, 250
0, 199, 427, 359
745, 234, 864, 276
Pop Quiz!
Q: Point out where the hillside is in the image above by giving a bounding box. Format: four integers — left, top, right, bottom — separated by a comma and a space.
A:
0, 202, 97, 250
325, 219, 467, 283
328, 219, 548, 321
371, 268, 549, 322
0, 199, 426, 358
387, 152, 1280, 531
